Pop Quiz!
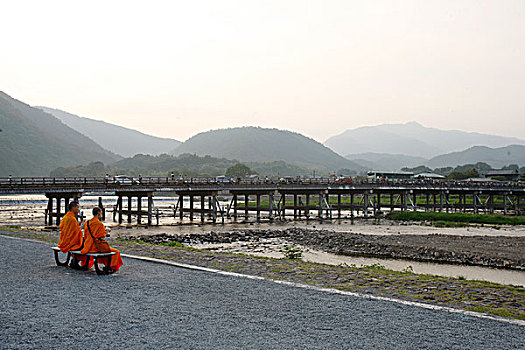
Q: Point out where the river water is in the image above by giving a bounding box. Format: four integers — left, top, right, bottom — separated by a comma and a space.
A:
1, 194, 524, 286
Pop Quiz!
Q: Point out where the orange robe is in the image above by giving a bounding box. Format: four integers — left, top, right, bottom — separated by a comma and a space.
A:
82, 217, 123, 271
58, 212, 84, 252
58, 211, 89, 267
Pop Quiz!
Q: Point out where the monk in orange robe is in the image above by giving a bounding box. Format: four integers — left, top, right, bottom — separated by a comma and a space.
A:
58, 201, 90, 267
58, 201, 84, 252
82, 207, 123, 272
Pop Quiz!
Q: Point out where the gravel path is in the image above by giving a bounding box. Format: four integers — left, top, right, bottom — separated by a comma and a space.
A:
1, 236, 523, 350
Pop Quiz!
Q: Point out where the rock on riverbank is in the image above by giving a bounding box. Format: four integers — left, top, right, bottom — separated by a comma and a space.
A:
123, 228, 525, 270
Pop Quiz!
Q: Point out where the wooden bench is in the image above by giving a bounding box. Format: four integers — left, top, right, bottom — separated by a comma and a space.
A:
51, 247, 116, 275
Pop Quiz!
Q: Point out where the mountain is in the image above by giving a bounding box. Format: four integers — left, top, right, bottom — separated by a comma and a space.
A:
346, 152, 428, 171
170, 126, 362, 172
0, 91, 119, 176
38, 107, 181, 157
325, 122, 525, 158
426, 145, 525, 169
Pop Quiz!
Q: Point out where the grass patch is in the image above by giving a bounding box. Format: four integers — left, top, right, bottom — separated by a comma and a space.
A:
431, 220, 469, 228
469, 306, 525, 320
386, 211, 525, 226
0, 225, 22, 231
280, 245, 303, 260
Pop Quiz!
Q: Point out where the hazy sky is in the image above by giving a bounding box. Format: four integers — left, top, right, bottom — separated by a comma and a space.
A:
1, 0, 524, 142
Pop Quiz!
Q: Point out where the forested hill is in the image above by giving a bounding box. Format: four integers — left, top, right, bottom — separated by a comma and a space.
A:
426, 145, 525, 169
0, 92, 119, 176
171, 127, 362, 172
38, 107, 181, 157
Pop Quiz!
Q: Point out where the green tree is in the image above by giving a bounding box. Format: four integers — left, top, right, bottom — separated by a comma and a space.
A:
225, 163, 253, 177
401, 165, 432, 173
433, 167, 454, 176
447, 168, 479, 180
502, 164, 519, 171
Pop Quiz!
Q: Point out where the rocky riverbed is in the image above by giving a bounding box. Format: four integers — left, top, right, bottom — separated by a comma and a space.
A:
122, 227, 525, 270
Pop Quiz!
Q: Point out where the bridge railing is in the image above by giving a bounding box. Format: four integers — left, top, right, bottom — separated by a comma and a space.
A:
0, 177, 523, 190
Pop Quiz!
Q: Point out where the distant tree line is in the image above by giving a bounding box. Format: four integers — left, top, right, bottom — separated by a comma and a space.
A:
49, 153, 315, 178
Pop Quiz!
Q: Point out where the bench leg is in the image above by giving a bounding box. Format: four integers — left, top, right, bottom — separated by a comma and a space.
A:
70, 254, 91, 271
94, 257, 105, 275
106, 255, 114, 274
53, 250, 71, 267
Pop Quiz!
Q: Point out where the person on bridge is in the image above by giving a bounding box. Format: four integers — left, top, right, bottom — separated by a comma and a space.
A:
82, 207, 123, 273
58, 201, 90, 267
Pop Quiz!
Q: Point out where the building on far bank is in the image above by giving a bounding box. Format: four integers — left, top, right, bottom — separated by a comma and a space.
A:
367, 171, 413, 181
461, 177, 499, 183
414, 172, 445, 179
484, 169, 519, 181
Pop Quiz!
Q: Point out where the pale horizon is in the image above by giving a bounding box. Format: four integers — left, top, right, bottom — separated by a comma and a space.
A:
2, 0, 524, 142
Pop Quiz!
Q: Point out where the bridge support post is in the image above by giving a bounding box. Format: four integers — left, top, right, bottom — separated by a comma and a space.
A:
256, 194, 261, 221
233, 194, 238, 221
337, 194, 342, 219
305, 194, 310, 219
348, 194, 352, 218
148, 195, 153, 226
127, 196, 132, 224
294, 194, 298, 220
201, 196, 205, 222
47, 198, 53, 226
137, 196, 142, 224
44, 192, 83, 226
114, 191, 155, 225
318, 193, 323, 219
245, 195, 249, 219
179, 195, 184, 220
189, 195, 194, 221
269, 193, 274, 220
363, 193, 369, 218
98, 197, 105, 221
212, 194, 217, 223
117, 197, 123, 224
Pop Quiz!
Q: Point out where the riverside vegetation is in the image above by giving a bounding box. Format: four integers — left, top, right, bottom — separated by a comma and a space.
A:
1, 227, 523, 321
386, 211, 525, 226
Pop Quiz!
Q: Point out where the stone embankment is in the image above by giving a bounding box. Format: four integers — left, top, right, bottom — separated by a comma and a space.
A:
125, 228, 525, 270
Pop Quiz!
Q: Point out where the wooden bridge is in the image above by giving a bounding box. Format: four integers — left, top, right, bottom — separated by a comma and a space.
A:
1, 177, 524, 225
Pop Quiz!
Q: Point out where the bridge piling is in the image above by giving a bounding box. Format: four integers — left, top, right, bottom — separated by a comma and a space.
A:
113, 191, 154, 225
45, 192, 82, 226
2, 176, 524, 227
